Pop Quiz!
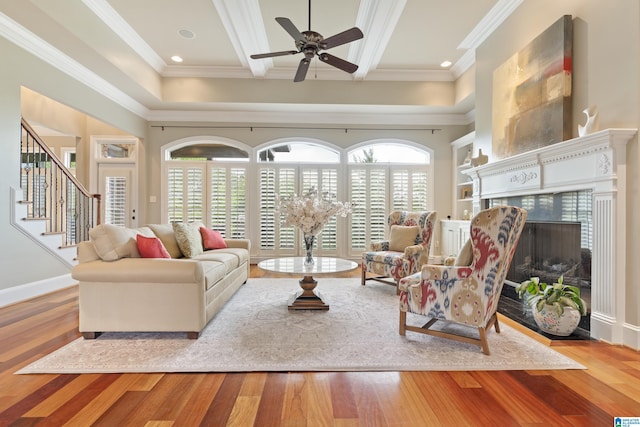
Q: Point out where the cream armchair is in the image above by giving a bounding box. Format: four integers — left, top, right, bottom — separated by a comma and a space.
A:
361, 211, 437, 291
399, 206, 527, 355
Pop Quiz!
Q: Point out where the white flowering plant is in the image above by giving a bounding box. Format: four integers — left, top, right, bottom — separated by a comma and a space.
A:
275, 187, 352, 236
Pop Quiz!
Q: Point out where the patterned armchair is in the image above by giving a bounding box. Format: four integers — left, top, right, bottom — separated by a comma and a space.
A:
361, 211, 437, 291
399, 206, 527, 355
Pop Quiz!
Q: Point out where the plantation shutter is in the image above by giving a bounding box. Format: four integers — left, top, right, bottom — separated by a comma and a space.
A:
209, 165, 247, 238
410, 170, 429, 210
299, 167, 339, 253
167, 167, 184, 223
258, 166, 296, 253
167, 163, 204, 223
391, 170, 408, 211
104, 176, 127, 226
348, 166, 387, 252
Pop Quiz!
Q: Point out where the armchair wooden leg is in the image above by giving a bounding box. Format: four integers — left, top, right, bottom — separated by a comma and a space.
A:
361, 265, 366, 286
399, 310, 406, 335
478, 327, 490, 355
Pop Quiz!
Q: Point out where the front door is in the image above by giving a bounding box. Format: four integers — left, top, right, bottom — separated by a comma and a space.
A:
98, 164, 137, 228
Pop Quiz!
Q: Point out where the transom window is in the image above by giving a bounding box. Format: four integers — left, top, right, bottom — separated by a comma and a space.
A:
349, 143, 430, 164
257, 142, 339, 163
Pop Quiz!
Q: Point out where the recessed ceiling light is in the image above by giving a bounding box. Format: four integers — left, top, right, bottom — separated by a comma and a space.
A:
178, 29, 196, 39
440, 60, 452, 68
171, 55, 183, 63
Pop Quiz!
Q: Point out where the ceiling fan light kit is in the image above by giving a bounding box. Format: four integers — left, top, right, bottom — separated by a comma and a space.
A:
250, 0, 363, 82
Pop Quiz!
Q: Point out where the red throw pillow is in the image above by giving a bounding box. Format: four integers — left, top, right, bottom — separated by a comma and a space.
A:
200, 227, 227, 249
136, 234, 171, 258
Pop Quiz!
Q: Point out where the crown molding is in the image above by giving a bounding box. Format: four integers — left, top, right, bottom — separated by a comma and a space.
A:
458, 0, 524, 50
81, 0, 166, 72
0, 11, 148, 118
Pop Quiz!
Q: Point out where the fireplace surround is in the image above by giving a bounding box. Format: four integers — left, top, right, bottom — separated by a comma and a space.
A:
465, 128, 636, 344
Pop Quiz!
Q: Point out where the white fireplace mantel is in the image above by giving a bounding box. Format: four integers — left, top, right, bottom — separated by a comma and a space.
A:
464, 128, 637, 346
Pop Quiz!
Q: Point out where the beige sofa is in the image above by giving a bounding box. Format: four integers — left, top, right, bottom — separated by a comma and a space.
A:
72, 223, 250, 339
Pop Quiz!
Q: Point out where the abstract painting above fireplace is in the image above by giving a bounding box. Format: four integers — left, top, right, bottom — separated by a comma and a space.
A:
492, 15, 573, 159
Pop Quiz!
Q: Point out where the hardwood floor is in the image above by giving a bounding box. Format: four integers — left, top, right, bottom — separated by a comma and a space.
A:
1, 266, 639, 426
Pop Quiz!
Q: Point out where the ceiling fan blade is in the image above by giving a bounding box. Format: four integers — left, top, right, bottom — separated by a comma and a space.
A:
318, 53, 358, 74
250, 50, 299, 59
320, 27, 364, 50
275, 17, 305, 42
294, 58, 311, 82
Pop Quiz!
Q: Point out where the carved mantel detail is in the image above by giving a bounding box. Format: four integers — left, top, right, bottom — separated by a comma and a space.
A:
598, 153, 610, 175
509, 171, 538, 185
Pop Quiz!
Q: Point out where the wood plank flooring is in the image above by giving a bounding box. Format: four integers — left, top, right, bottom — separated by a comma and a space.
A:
1, 266, 639, 426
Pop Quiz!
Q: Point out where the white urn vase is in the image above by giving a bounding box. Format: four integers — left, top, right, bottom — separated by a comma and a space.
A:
578, 106, 598, 137
532, 305, 581, 336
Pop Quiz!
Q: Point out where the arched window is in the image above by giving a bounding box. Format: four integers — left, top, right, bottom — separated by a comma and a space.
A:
163, 138, 250, 239
346, 141, 433, 255
256, 140, 343, 257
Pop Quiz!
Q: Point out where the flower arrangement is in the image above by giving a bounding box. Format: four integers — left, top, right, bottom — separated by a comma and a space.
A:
275, 187, 352, 236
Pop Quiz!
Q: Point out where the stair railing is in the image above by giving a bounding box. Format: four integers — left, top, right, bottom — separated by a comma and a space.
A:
20, 118, 101, 247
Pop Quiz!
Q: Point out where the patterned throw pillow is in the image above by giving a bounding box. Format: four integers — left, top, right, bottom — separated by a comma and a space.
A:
136, 234, 171, 258
388, 225, 420, 252
172, 222, 204, 258
200, 227, 227, 250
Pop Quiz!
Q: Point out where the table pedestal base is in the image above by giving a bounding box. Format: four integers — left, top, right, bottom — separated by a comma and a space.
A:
288, 276, 329, 310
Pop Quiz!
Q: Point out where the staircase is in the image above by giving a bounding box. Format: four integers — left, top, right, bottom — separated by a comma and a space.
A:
12, 119, 101, 267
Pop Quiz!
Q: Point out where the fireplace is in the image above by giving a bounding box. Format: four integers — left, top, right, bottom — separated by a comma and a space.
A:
465, 129, 636, 344
507, 221, 589, 290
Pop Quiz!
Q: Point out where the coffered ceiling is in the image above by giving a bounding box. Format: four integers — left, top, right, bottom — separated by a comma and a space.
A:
1, 0, 524, 124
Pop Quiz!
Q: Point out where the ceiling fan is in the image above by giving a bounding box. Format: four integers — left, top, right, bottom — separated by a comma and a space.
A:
250, 0, 364, 82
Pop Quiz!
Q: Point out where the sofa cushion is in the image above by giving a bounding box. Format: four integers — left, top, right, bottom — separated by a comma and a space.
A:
146, 223, 183, 258
89, 224, 154, 261
173, 222, 204, 258
388, 225, 419, 252
198, 260, 228, 290
200, 227, 227, 249
137, 235, 171, 258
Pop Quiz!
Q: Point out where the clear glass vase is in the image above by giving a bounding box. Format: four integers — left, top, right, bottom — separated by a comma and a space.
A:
303, 234, 315, 266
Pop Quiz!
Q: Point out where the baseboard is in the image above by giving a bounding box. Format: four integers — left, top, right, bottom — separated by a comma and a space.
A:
623, 323, 640, 351
0, 274, 75, 308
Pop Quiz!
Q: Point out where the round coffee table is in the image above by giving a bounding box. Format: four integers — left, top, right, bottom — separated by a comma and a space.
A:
257, 257, 358, 310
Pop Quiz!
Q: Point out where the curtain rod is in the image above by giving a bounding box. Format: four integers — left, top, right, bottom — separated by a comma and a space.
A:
150, 125, 442, 134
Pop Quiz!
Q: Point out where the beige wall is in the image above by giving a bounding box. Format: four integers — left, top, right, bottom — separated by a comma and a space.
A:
0, 38, 146, 292
474, 0, 640, 327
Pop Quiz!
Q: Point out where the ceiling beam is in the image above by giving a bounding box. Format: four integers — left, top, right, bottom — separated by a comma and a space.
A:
348, 0, 407, 80
212, 0, 272, 78
81, 0, 166, 73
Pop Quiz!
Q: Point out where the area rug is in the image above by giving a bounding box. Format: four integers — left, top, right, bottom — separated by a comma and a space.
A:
17, 279, 584, 374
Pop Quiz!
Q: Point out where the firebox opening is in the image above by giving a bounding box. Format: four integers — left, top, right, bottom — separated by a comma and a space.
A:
490, 190, 592, 338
